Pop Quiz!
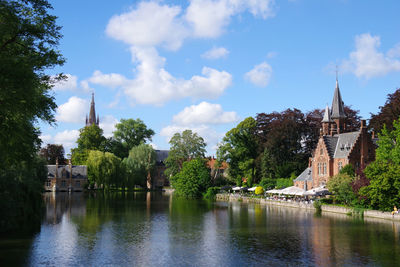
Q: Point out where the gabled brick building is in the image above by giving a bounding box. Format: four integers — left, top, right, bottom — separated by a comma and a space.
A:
294, 80, 377, 190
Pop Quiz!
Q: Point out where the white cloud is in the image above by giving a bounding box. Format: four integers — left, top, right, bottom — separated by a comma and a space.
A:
52, 74, 78, 91
245, 61, 273, 87
53, 130, 80, 152
341, 33, 400, 79
99, 115, 118, 138
185, 0, 275, 38
105, 1, 187, 50
56, 97, 88, 123
173, 101, 238, 125
39, 134, 52, 145
97, 47, 232, 106
88, 70, 127, 88
202, 46, 229, 59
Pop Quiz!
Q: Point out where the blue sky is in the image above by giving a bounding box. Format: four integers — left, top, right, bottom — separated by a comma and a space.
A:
40, 0, 400, 156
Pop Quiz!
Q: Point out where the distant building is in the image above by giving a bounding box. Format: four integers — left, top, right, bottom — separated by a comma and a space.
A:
294, 80, 377, 190
152, 150, 170, 188
45, 159, 88, 192
85, 92, 99, 126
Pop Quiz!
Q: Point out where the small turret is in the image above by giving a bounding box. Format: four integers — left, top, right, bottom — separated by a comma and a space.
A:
321, 104, 332, 135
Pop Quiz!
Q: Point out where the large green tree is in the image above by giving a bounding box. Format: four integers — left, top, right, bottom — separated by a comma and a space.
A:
71, 124, 107, 164
86, 150, 121, 190
217, 117, 258, 186
123, 144, 157, 189
111, 118, 155, 158
171, 158, 210, 198
165, 130, 206, 177
362, 118, 400, 211
0, 0, 64, 232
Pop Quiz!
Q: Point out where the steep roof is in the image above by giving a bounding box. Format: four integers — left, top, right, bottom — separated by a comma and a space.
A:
330, 80, 346, 119
333, 131, 360, 158
294, 167, 312, 182
321, 104, 332, 123
155, 150, 169, 163
322, 135, 339, 158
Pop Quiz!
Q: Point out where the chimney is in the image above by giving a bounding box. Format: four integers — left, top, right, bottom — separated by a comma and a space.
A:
55, 158, 59, 179
361, 119, 366, 128
308, 157, 312, 167
372, 131, 375, 139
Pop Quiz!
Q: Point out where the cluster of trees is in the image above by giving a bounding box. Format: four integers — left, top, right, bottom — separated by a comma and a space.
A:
217, 107, 361, 187
69, 119, 156, 190
0, 0, 64, 233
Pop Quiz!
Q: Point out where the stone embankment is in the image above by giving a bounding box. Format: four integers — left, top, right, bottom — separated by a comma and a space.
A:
216, 193, 400, 222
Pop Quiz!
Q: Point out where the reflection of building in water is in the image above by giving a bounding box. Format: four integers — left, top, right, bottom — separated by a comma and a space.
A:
43, 192, 86, 224
45, 159, 87, 192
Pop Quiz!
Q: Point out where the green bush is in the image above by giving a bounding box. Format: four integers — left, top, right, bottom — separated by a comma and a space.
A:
313, 200, 322, 213
203, 187, 220, 200
320, 198, 333, 204
327, 173, 356, 205
260, 178, 276, 190
276, 178, 293, 189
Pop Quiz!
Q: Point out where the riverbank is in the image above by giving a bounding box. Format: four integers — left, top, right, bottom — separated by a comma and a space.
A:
216, 193, 400, 222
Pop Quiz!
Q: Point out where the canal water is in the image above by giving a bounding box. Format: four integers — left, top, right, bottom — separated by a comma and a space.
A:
1, 192, 400, 266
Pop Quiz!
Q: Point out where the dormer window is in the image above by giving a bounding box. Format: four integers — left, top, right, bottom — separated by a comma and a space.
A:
340, 144, 345, 151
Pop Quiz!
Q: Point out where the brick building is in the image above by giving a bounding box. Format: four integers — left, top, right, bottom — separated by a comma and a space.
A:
294, 80, 377, 190
45, 159, 88, 192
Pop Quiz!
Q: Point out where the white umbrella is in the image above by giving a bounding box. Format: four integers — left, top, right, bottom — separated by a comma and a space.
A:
232, 186, 242, 191
248, 186, 257, 192
280, 186, 306, 196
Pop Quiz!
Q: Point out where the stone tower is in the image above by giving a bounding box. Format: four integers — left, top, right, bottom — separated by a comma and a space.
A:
86, 93, 99, 126
330, 79, 346, 134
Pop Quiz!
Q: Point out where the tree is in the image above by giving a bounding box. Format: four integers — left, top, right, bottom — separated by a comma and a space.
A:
369, 88, 400, 133
327, 173, 356, 205
171, 158, 210, 198
123, 144, 156, 189
339, 164, 355, 177
86, 150, 121, 190
71, 124, 107, 164
112, 118, 155, 158
39, 144, 66, 164
165, 130, 206, 177
217, 117, 258, 186
0, 0, 64, 233
362, 118, 400, 211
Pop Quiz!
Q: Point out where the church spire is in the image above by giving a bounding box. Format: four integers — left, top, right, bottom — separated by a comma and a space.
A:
86, 92, 99, 126
330, 78, 346, 119
322, 104, 332, 123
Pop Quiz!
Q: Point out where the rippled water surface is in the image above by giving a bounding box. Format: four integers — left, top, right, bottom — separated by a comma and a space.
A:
1, 192, 400, 266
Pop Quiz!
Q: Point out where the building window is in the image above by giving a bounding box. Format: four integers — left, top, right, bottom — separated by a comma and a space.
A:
46, 180, 51, 187
76, 180, 80, 187
323, 162, 327, 175
61, 180, 66, 187
338, 162, 343, 172
318, 163, 321, 176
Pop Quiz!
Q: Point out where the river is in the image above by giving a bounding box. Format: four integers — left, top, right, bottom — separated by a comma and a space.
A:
1, 192, 399, 266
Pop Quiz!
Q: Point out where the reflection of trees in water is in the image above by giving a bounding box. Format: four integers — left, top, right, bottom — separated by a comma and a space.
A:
312, 212, 400, 266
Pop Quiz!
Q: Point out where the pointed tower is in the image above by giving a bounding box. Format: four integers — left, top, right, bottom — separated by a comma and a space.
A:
86, 92, 99, 126
330, 79, 346, 133
321, 104, 332, 135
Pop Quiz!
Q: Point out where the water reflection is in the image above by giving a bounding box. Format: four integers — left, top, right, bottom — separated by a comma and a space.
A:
1, 193, 400, 266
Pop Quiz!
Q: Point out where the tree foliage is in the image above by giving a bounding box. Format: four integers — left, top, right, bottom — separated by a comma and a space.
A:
122, 144, 156, 189
369, 88, 400, 133
71, 124, 107, 164
0, 0, 64, 233
217, 117, 258, 186
171, 159, 210, 198
165, 130, 206, 177
327, 173, 356, 205
111, 118, 155, 158
86, 150, 121, 190
39, 144, 66, 164
363, 119, 400, 211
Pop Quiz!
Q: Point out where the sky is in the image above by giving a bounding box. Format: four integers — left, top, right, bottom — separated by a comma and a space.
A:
39, 0, 400, 156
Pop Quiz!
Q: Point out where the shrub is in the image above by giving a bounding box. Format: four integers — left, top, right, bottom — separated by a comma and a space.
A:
276, 178, 293, 189
203, 187, 220, 200
327, 173, 356, 205
255, 186, 264, 195
260, 178, 276, 190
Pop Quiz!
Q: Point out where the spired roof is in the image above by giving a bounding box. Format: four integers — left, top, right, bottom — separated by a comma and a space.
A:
330, 80, 346, 119
86, 93, 99, 126
322, 104, 332, 123
294, 167, 313, 182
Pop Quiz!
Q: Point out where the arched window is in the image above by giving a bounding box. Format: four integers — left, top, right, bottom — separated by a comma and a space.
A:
323, 162, 327, 175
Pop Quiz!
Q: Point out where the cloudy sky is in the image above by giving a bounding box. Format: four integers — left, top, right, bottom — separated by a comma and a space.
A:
40, 0, 400, 155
